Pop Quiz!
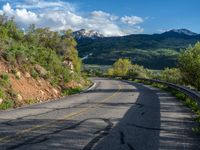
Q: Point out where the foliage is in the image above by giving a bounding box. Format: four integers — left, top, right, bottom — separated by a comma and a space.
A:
0, 89, 5, 99
107, 58, 152, 78
112, 58, 132, 76
0, 99, 14, 110
0, 15, 87, 109
83, 64, 110, 77
0, 15, 83, 89
0, 73, 10, 86
127, 64, 153, 78
107, 68, 114, 76
156, 68, 183, 84
179, 42, 200, 90
62, 87, 82, 95
76, 31, 199, 69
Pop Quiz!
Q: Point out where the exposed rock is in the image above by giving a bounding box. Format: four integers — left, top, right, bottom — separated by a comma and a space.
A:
0, 98, 3, 105
34, 64, 48, 77
25, 72, 31, 78
37, 79, 43, 86
63, 59, 74, 70
15, 71, 21, 79
16, 94, 23, 102
39, 90, 45, 96
52, 88, 58, 95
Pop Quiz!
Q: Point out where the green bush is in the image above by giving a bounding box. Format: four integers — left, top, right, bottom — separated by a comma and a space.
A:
62, 87, 82, 95
127, 64, 153, 79
157, 68, 183, 84
0, 99, 14, 110
0, 89, 5, 99
30, 68, 39, 79
0, 73, 10, 86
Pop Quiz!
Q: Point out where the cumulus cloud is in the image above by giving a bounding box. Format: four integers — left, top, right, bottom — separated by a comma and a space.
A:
121, 16, 143, 25
0, 3, 38, 25
0, 1, 144, 36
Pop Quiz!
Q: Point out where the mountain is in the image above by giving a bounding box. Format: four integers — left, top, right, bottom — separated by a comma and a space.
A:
76, 29, 200, 69
162, 29, 198, 36
73, 29, 104, 40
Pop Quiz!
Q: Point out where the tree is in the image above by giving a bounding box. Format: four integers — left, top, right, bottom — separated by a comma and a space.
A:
179, 42, 200, 90
112, 58, 132, 76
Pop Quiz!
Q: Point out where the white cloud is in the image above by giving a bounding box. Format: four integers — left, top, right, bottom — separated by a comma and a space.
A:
157, 29, 169, 33
16, 0, 76, 12
3, 2, 12, 12
1, 3, 38, 26
121, 16, 143, 25
90, 11, 118, 21
0, 1, 144, 36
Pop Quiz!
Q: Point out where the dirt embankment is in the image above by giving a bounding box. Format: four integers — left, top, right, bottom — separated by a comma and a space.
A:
0, 60, 61, 107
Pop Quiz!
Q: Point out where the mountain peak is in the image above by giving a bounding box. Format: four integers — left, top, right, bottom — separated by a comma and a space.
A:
73, 29, 104, 40
163, 29, 197, 36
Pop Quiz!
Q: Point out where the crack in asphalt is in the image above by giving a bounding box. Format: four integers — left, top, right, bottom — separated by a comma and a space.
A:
82, 118, 113, 150
127, 143, 135, 150
127, 123, 163, 131
120, 131, 125, 144
6, 118, 113, 150
119, 131, 136, 150
1, 101, 90, 127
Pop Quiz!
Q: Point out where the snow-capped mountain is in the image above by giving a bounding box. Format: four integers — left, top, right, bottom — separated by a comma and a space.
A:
73, 29, 104, 40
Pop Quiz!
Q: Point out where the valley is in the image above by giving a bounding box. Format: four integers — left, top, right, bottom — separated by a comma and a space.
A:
75, 29, 200, 69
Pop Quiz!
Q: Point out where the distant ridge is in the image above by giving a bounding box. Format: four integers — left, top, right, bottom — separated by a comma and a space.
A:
161, 29, 198, 36
76, 28, 200, 69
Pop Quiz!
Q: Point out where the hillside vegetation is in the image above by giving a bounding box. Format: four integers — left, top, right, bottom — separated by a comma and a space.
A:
77, 30, 200, 69
0, 15, 88, 109
106, 42, 200, 91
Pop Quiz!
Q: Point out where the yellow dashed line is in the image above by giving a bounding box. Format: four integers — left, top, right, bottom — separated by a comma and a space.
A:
0, 84, 122, 144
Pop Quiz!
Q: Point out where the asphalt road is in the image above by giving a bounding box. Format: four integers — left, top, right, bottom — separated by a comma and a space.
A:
0, 78, 199, 150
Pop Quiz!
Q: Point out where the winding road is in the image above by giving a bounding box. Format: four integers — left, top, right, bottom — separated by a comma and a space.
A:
0, 78, 199, 150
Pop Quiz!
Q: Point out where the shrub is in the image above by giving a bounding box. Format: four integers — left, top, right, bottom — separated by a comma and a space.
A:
0, 99, 14, 110
30, 68, 39, 79
0, 89, 5, 99
158, 68, 183, 84
62, 87, 82, 95
127, 64, 152, 79
0, 73, 10, 86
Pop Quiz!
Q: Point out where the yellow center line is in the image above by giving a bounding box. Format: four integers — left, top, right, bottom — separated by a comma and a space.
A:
0, 84, 122, 144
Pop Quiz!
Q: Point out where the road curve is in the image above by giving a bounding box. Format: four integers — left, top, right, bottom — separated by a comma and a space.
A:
0, 78, 199, 150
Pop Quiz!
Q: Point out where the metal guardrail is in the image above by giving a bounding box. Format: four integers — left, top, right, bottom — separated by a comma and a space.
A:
108, 76, 200, 106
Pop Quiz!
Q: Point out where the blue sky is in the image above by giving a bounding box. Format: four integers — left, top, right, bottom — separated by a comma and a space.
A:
0, 0, 199, 36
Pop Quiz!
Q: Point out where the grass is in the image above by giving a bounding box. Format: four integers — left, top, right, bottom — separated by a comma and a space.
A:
0, 73, 10, 86
0, 99, 14, 110
62, 87, 82, 96
25, 99, 38, 105
0, 89, 5, 99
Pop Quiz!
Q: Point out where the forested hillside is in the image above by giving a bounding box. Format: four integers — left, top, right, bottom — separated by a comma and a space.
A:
76, 29, 200, 69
